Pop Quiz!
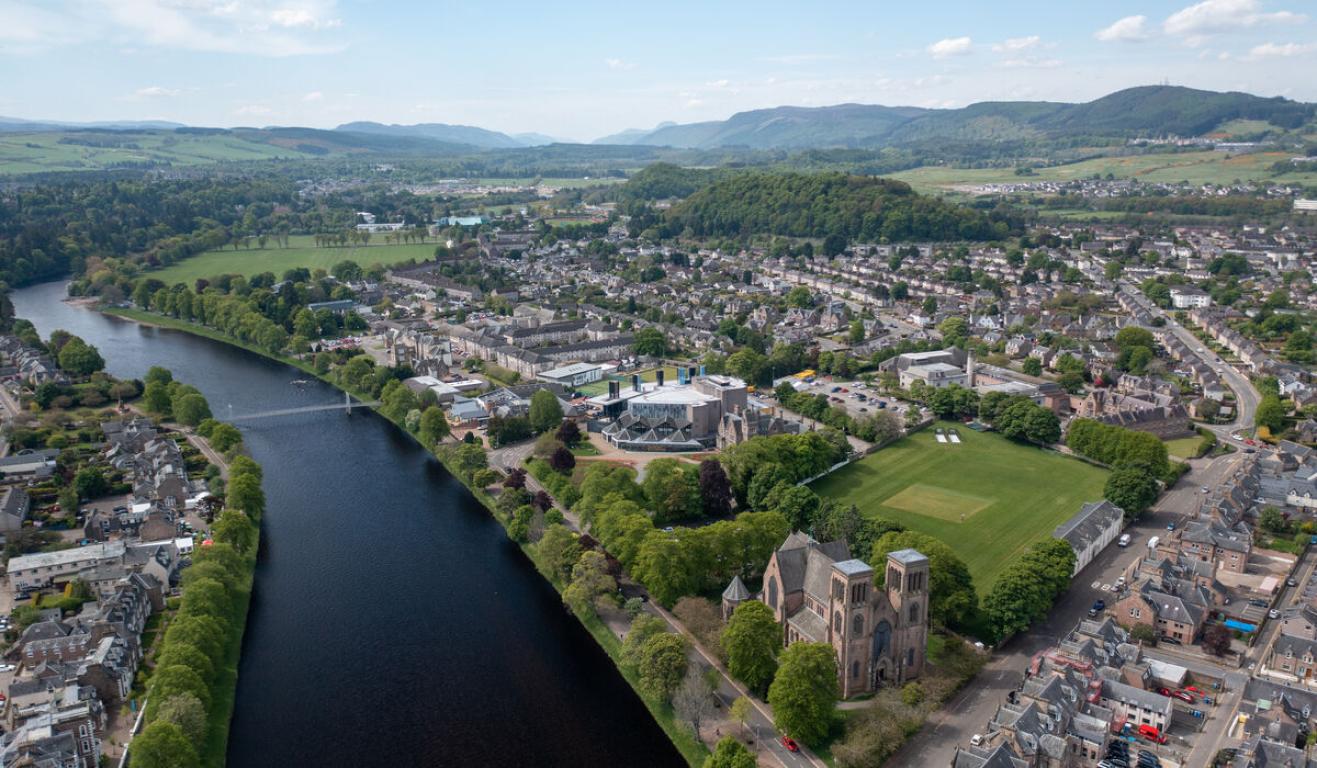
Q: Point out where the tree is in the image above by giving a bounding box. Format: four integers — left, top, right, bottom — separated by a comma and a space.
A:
787, 286, 813, 308
148, 665, 211, 713
643, 458, 699, 524
143, 380, 173, 415
1104, 466, 1160, 520
528, 389, 565, 434
543, 444, 573, 473
1201, 622, 1233, 656
729, 696, 754, 737
637, 632, 689, 700
704, 736, 756, 768
1021, 357, 1043, 376
1256, 395, 1288, 433
633, 327, 668, 357
938, 317, 968, 346
173, 393, 212, 427
155, 693, 207, 749
721, 600, 781, 695
56, 337, 104, 376
698, 459, 733, 518
563, 550, 617, 614
129, 722, 200, 768
774, 485, 822, 532
1129, 624, 1159, 646
73, 467, 108, 499
872, 531, 976, 629
621, 614, 669, 669
212, 510, 256, 554
555, 420, 582, 447
226, 472, 266, 519
419, 406, 450, 446
768, 642, 838, 745
145, 366, 173, 387
537, 524, 581, 582
672, 666, 717, 738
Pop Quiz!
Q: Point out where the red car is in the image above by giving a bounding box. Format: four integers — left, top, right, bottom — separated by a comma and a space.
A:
781, 736, 800, 753
1157, 687, 1173, 697
1172, 690, 1195, 703
1185, 685, 1204, 695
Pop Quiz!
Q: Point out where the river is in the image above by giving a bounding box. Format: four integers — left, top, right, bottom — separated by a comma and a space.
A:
12, 281, 682, 768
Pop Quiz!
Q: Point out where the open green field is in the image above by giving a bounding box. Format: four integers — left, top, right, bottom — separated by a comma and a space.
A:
0, 131, 305, 175
1163, 435, 1203, 460
810, 422, 1109, 591
148, 235, 435, 285
886, 150, 1317, 194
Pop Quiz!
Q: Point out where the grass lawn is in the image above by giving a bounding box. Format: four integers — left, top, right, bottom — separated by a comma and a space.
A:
147, 235, 435, 286
1164, 435, 1204, 460
810, 422, 1109, 591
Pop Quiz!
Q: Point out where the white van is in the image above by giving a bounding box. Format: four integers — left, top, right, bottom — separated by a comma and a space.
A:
1118, 533, 1131, 548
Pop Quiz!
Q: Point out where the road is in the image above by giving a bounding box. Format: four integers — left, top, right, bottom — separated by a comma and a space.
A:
890, 449, 1245, 767
490, 438, 822, 767
1118, 282, 1259, 436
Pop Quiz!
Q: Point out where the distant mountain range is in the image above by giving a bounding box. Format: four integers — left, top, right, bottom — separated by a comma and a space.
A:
593, 86, 1316, 149
0, 116, 188, 132
1, 86, 1312, 165
333, 121, 563, 148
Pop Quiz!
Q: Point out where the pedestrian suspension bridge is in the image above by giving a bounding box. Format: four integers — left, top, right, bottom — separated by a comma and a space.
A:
227, 390, 381, 422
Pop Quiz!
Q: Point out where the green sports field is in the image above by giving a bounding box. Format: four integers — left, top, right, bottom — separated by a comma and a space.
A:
147, 235, 435, 285
810, 422, 1109, 591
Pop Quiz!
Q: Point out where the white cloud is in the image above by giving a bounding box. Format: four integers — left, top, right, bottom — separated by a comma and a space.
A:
1095, 15, 1149, 42
235, 104, 272, 116
761, 53, 840, 64
605, 58, 635, 70
19, 0, 350, 57
301, 90, 323, 102
705, 79, 730, 89
993, 35, 1040, 52
997, 57, 1063, 69
927, 36, 972, 59
1246, 41, 1317, 59
1164, 0, 1306, 37
133, 85, 180, 98
271, 8, 341, 29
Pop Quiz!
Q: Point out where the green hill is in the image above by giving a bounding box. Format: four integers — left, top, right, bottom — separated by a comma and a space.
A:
605, 86, 1316, 150
662, 171, 1016, 241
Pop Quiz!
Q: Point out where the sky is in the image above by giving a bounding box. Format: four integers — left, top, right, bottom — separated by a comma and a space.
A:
1, 0, 1315, 142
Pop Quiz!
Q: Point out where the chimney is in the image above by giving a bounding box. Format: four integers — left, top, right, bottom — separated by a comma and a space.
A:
656, 370, 665, 387
966, 349, 976, 389
632, 374, 641, 392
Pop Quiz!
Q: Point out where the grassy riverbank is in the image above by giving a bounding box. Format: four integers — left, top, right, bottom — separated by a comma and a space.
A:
102, 306, 708, 767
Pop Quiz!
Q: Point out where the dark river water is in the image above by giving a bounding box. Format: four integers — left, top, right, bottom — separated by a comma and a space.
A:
12, 281, 681, 768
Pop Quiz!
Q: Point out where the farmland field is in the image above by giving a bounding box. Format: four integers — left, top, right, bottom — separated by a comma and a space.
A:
810, 422, 1109, 591
0, 131, 304, 175
147, 235, 436, 285
886, 150, 1317, 194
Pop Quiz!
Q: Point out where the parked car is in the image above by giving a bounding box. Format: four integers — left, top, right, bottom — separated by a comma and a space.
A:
1156, 687, 1173, 697
1137, 724, 1167, 744
1269, 609, 1281, 619
1287, 578, 1299, 587
1089, 600, 1106, 617
781, 737, 800, 753
970, 734, 984, 746
1118, 534, 1132, 547
1171, 690, 1194, 703
1166, 522, 1176, 532
1249, 598, 1269, 608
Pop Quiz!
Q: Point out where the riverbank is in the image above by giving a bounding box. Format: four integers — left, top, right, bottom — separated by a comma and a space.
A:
101, 305, 706, 766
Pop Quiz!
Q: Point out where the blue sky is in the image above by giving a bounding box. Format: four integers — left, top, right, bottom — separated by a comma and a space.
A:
1, 0, 1314, 141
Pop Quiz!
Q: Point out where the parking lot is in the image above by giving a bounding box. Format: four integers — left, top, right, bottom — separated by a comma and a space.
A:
784, 376, 915, 421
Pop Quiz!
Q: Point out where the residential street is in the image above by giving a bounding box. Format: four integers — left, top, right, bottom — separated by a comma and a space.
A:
1119, 282, 1261, 437
890, 449, 1246, 767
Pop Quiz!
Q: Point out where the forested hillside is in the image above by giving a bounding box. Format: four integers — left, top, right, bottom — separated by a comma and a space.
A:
664, 172, 1017, 242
